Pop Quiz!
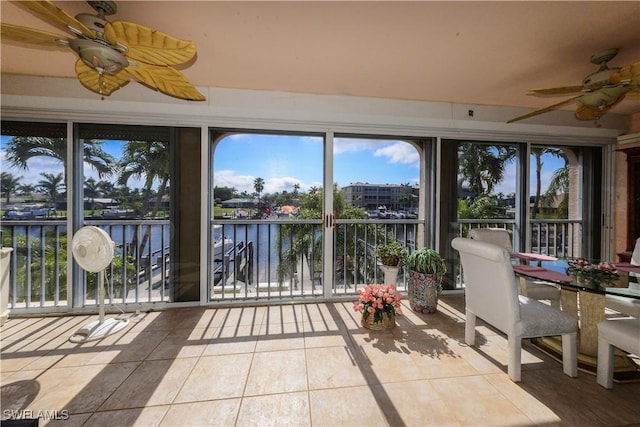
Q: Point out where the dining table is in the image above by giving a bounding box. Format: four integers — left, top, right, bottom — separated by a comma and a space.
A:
511, 252, 640, 381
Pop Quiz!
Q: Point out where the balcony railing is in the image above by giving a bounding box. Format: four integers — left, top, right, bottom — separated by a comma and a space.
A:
2, 219, 173, 313
209, 219, 420, 301
456, 219, 582, 258
1, 217, 583, 313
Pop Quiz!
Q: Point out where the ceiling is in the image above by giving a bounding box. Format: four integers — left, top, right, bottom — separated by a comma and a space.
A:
2, 1, 640, 120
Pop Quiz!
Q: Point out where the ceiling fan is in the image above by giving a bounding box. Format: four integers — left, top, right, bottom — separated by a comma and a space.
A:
508, 48, 639, 123
1, 0, 205, 101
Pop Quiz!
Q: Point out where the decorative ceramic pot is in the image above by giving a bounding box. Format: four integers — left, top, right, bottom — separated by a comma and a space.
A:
361, 313, 396, 330
408, 270, 440, 314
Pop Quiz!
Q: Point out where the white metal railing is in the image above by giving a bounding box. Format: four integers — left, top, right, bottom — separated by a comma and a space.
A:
2, 217, 582, 313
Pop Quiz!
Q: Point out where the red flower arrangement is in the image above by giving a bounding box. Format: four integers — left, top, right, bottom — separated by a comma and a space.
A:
567, 258, 619, 284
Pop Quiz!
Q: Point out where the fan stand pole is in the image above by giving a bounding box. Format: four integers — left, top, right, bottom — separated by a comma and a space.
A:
98, 271, 105, 324
68, 270, 129, 343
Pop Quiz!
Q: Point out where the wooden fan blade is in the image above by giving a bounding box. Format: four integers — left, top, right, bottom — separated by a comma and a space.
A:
104, 21, 196, 66
528, 85, 585, 96
0, 23, 68, 48
15, 0, 95, 39
125, 60, 205, 101
609, 61, 640, 86
507, 95, 582, 123
75, 59, 130, 96
625, 88, 640, 97
574, 103, 610, 121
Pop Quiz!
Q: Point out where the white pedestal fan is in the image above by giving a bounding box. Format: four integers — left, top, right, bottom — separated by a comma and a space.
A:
69, 226, 129, 343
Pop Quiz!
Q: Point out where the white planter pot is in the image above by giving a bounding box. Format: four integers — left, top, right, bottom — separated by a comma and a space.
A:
383, 265, 399, 285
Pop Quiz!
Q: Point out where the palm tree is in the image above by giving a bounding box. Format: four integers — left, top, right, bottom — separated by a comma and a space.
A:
17, 183, 36, 201
1, 172, 22, 204
117, 140, 170, 257
84, 178, 100, 215
458, 144, 511, 197
253, 177, 265, 202
5, 136, 115, 180
531, 147, 566, 218
37, 172, 65, 206
543, 165, 570, 218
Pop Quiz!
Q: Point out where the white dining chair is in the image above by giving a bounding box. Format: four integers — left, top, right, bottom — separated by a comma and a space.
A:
452, 237, 578, 382
605, 237, 640, 318
468, 228, 561, 308
596, 317, 640, 388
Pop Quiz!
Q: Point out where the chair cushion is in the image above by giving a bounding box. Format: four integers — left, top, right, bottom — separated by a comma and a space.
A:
598, 318, 640, 356
516, 295, 577, 338
605, 295, 640, 318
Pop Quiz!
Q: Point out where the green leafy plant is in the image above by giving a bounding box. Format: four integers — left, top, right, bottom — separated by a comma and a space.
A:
407, 248, 447, 281
376, 241, 408, 267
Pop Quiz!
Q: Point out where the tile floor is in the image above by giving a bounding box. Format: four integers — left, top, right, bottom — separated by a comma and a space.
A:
1, 294, 639, 427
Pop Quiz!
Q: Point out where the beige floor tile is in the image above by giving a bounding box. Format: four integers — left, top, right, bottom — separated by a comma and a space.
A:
174, 353, 253, 402
3, 297, 640, 427
306, 346, 367, 390
244, 349, 307, 395
44, 412, 92, 427
236, 391, 310, 426
160, 399, 241, 426
483, 373, 563, 425
429, 374, 503, 401
95, 330, 170, 363
25, 362, 137, 414
371, 380, 462, 426
309, 386, 387, 427
304, 327, 352, 348
355, 341, 425, 384
263, 304, 304, 324
84, 406, 169, 427
146, 329, 207, 360
301, 303, 343, 325
99, 358, 197, 410
208, 306, 267, 328
201, 328, 258, 356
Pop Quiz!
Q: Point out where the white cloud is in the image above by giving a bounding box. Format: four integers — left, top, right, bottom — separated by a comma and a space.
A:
334, 138, 387, 155
1, 148, 64, 185
373, 142, 419, 167
214, 170, 321, 195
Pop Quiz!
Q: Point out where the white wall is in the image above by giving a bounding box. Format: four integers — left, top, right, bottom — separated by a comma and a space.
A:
1, 74, 629, 145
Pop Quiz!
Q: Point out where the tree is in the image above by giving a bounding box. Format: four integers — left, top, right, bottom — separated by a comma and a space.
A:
1, 172, 22, 204
37, 172, 64, 206
5, 136, 115, 180
117, 140, 170, 217
17, 183, 36, 201
117, 140, 170, 257
531, 147, 566, 218
542, 165, 570, 218
458, 144, 514, 198
253, 177, 265, 201
84, 178, 100, 215
213, 186, 235, 202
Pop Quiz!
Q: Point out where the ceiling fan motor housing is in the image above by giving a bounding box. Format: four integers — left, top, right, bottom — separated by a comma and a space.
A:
69, 38, 129, 74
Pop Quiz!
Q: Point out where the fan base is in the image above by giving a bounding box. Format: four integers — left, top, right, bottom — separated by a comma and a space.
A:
69, 317, 129, 343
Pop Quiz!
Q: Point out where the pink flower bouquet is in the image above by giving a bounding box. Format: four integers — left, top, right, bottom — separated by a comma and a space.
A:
353, 284, 402, 324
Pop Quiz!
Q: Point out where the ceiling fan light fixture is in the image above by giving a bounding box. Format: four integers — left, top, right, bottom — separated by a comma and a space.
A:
69, 38, 129, 74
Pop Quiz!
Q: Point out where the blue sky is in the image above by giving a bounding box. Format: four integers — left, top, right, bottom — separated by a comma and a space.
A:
1, 134, 563, 196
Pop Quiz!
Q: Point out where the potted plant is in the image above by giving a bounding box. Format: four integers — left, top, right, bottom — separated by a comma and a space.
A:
353, 284, 403, 330
376, 241, 408, 285
406, 248, 447, 313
